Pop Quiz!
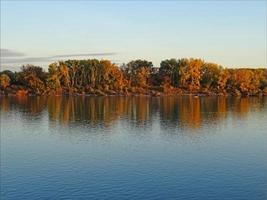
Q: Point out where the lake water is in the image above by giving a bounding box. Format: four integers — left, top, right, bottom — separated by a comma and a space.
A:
1, 96, 267, 200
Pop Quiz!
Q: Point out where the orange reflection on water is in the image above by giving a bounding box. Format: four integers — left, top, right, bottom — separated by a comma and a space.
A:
0, 96, 266, 129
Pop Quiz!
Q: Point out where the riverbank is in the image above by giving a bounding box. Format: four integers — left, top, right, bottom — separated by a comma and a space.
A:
1, 85, 267, 97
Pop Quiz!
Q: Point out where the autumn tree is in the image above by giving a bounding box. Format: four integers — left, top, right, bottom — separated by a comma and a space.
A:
176, 58, 203, 91
17, 65, 46, 94
0, 70, 16, 84
258, 69, 267, 90
47, 63, 61, 91
99, 60, 126, 91
217, 69, 229, 92
0, 74, 11, 90
58, 61, 71, 88
0, 58, 265, 96
200, 63, 222, 90
124, 60, 153, 88
227, 69, 261, 95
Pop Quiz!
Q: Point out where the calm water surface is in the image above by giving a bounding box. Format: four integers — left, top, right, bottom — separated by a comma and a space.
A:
1, 96, 267, 200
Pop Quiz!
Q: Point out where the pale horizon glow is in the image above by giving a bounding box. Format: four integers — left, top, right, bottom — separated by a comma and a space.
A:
0, 1, 266, 71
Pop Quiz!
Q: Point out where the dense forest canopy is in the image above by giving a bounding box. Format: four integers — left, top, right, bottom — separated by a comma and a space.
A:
0, 58, 267, 96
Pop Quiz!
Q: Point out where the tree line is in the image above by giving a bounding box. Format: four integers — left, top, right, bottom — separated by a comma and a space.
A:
0, 58, 267, 96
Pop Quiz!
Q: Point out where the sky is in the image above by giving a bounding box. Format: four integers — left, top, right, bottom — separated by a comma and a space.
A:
0, 0, 266, 71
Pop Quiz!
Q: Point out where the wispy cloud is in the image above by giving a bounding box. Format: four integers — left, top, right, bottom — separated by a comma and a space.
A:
54, 53, 117, 58
2, 57, 51, 64
1, 49, 118, 65
1, 49, 25, 57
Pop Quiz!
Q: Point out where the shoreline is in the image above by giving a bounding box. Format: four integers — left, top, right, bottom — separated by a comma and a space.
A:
1, 90, 266, 97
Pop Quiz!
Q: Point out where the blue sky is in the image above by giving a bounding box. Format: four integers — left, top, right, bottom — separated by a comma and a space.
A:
1, 1, 266, 70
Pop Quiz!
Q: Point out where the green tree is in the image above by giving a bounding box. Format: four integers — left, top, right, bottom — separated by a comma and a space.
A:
125, 60, 153, 88
159, 59, 179, 86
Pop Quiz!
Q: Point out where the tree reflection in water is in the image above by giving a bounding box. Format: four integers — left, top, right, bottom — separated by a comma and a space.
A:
0, 96, 266, 131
